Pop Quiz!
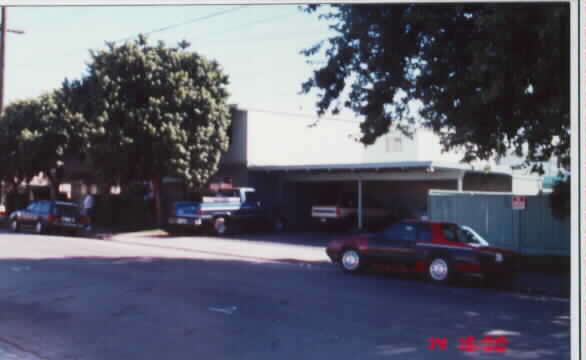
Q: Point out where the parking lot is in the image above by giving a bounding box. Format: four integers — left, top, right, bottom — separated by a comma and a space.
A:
0, 229, 571, 359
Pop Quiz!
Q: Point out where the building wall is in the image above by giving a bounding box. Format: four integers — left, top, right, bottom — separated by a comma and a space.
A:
244, 109, 364, 166
512, 175, 542, 195
496, 149, 560, 177
415, 129, 467, 163
361, 132, 419, 163
221, 109, 248, 166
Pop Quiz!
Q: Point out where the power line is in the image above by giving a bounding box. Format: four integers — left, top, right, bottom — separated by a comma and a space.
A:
193, 11, 299, 41
113, 5, 248, 44
50, 5, 248, 60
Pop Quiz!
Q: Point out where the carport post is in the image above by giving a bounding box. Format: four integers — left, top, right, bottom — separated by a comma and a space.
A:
357, 178, 363, 230
457, 171, 465, 192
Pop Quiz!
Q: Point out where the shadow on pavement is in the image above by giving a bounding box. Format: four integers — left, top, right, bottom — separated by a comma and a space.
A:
0, 254, 571, 360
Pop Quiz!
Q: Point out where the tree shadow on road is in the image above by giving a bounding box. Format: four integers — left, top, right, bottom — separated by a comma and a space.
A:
0, 255, 571, 360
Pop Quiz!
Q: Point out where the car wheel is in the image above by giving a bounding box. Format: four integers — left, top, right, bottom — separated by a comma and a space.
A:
427, 257, 452, 284
35, 221, 45, 235
213, 217, 228, 236
341, 249, 363, 273
10, 219, 19, 233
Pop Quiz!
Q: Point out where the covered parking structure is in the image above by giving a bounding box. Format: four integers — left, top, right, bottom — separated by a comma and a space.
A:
248, 161, 516, 231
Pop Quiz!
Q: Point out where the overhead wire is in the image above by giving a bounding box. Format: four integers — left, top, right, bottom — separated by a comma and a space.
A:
192, 10, 300, 41
44, 5, 249, 61
112, 5, 248, 44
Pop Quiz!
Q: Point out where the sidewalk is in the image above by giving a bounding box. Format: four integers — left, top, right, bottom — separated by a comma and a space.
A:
512, 271, 570, 299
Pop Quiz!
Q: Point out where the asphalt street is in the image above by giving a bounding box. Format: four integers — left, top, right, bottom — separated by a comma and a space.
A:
0, 230, 570, 360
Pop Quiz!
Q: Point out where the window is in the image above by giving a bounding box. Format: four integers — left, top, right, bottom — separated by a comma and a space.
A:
458, 226, 489, 246
385, 135, 403, 152
26, 202, 38, 212
384, 223, 417, 241
38, 202, 51, 214
442, 224, 460, 242
244, 191, 260, 204
416, 223, 433, 242
218, 189, 240, 198
392, 137, 403, 152
55, 204, 79, 217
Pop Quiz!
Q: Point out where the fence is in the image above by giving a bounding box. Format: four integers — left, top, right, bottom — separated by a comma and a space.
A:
428, 190, 570, 256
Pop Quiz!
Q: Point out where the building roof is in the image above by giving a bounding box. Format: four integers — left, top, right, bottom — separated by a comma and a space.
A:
249, 161, 512, 176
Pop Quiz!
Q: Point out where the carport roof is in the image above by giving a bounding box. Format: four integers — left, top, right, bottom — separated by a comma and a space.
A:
249, 161, 512, 176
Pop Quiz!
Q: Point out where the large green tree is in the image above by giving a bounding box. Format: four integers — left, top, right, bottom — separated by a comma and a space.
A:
301, 3, 570, 171
0, 99, 42, 192
75, 35, 231, 225
0, 92, 86, 201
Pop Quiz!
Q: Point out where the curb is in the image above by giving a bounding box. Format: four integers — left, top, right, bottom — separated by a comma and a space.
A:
76, 231, 570, 299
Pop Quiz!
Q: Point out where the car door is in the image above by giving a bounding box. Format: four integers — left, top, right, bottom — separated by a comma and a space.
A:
21, 202, 39, 226
239, 190, 261, 223
367, 222, 418, 264
37, 201, 51, 223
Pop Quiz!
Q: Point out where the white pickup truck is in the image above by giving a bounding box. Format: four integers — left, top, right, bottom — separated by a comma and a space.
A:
311, 192, 391, 231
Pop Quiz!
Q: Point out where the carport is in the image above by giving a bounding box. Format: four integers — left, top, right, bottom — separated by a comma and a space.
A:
249, 161, 513, 230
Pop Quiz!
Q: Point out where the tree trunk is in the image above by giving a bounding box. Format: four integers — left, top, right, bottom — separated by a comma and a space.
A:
46, 171, 60, 201
25, 181, 32, 202
153, 177, 163, 227
48, 180, 59, 201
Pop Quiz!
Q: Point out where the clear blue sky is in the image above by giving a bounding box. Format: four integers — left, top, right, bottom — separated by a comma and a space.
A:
6, 4, 357, 118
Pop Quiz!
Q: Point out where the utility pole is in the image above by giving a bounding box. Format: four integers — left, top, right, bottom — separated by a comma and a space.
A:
0, 6, 25, 115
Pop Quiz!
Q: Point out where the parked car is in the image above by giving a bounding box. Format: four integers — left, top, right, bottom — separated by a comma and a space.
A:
326, 220, 518, 286
9, 200, 87, 235
311, 191, 392, 231
165, 187, 286, 236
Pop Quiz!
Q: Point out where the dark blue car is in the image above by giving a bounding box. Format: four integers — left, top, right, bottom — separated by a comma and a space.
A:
9, 200, 87, 235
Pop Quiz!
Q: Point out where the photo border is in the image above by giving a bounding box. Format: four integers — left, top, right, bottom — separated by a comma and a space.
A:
0, 0, 581, 359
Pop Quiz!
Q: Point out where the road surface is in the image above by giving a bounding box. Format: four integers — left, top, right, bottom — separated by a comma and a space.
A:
0, 230, 570, 360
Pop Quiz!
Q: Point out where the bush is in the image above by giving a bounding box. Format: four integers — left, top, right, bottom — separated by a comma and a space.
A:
94, 194, 155, 228
549, 176, 570, 220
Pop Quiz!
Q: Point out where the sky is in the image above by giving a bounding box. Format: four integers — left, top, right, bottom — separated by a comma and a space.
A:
6, 4, 360, 120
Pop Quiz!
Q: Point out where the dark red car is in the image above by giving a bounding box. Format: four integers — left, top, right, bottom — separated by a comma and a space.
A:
326, 220, 518, 285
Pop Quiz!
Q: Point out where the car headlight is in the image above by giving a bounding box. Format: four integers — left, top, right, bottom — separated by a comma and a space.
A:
495, 253, 504, 263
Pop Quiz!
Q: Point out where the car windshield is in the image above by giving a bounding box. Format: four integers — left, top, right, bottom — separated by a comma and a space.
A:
55, 204, 80, 217
459, 225, 489, 246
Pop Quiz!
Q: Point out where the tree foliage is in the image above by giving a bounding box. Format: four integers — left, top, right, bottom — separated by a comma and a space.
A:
72, 36, 232, 223
0, 92, 86, 199
550, 176, 571, 219
301, 3, 570, 171
0, 98, 43, 188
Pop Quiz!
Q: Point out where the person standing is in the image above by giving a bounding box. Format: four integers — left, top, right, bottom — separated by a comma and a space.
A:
82, 192, 95, 231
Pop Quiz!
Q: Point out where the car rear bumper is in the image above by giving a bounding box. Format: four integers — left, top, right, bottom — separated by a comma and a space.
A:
455, 263, 516, 274
46, 222, 84, 232
314, 216, 346, 224
168, 216, 204, 226
166, 217, 207, 232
